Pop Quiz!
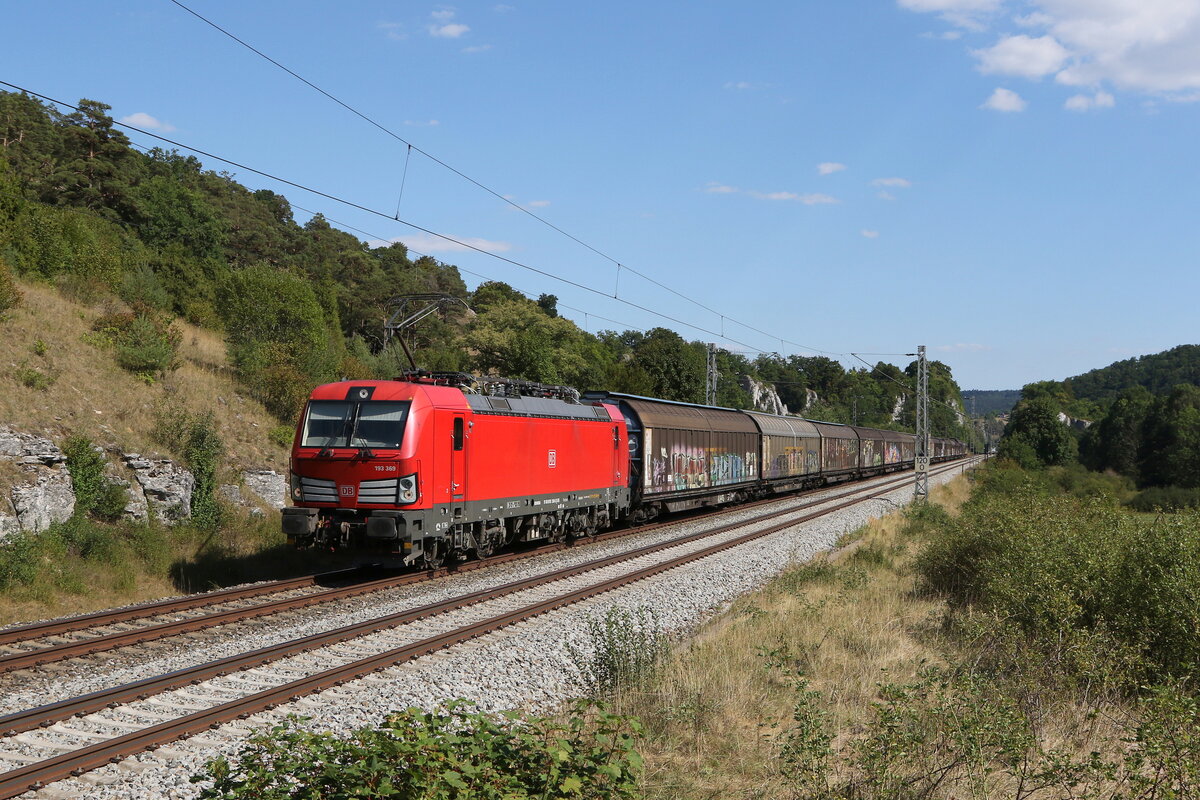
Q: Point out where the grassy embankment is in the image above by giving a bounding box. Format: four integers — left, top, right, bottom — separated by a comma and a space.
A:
606, 464, 1199, 799
0, 282, 352, 626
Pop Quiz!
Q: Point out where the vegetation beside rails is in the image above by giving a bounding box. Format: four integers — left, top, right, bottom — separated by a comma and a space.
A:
611, 464, 1199, 799
194, 701, 642, 800
189, 463, 1199, 799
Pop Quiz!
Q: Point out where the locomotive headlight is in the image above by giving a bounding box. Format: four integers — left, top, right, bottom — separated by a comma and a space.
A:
289, 472, 302, 500
397, 474, 418, 504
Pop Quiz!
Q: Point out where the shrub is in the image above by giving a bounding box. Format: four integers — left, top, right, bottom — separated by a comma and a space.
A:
92, 307, 181, 378
568, 606, 668, 697
194, 701, 643, 800
149, 404, 225, 527
14, 363, 54, 390
185, 413, 225, 528
63, 435, 128, 522
1127, 485, 1200, 512
0, 257, 21, 314
915, 466, 1200, 688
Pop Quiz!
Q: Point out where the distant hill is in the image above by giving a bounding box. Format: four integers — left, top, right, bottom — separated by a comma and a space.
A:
961, 389, 1020, 416
1065, 345, 1200, 403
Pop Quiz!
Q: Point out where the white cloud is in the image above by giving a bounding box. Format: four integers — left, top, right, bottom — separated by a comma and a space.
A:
817, 162, 846, 175
861, 229, 880, 238
750, 190, 799, 201
724, 81, 754, 90
981, 86, 1028, 110
705, 183, 837, 204
431, 8, 456, 22
898, 0, 1004, 29
877, 190, 896, 200
462, 44, 492, 53
973, 34, 1070, 78
119, 112, 175, 132
527, 200, 551, 208
404, 119, 440, 126
936, 342, 990, 352
378, 22, 407, 41
903, 0, 1200, 99
395, 233, 512, 253
871, 177, 912, 187
1064, 90, 1115, 110
431, 22, 469, 37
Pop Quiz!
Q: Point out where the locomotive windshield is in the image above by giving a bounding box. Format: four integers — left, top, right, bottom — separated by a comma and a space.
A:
301, 401, 411, 449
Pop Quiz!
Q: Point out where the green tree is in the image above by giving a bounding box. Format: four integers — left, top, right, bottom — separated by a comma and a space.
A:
999, 396, 1078, 467
219, 265, 342, 419
632, 328, 705, 403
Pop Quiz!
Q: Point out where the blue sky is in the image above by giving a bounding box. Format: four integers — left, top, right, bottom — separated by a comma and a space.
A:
4, 1, 1199, 390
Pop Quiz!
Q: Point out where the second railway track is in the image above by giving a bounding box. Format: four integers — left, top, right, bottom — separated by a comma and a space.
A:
0, 465, 955, 676
0, 459, 978, 799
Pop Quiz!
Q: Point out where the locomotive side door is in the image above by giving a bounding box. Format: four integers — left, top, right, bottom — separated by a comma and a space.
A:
449, 415, 466, 519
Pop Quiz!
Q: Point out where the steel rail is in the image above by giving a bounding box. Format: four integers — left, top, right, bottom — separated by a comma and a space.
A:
0, 460, 981, 799
0, 463, 951, 672
0, 464, 956, 737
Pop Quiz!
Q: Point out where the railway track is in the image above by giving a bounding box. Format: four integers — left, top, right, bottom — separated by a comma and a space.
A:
0, 464, 957, 675
0, 458, 977, 798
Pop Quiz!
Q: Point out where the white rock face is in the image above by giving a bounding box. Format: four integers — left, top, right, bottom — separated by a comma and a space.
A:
242, 469, 287, 509
739, 376, 788, 415
123, 453, 195, 522
0, 426, 74, 537
10, 472, 75, 532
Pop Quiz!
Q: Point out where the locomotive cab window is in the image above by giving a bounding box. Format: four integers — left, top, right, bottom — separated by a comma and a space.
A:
453, 418, 464, 451
301, 401, 411, 449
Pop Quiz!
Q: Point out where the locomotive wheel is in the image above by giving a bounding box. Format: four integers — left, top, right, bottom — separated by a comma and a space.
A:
423, 540, 446, 569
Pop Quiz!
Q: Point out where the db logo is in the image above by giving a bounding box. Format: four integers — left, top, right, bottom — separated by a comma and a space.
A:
548, 449, 557, 468
339, 485, 356, 497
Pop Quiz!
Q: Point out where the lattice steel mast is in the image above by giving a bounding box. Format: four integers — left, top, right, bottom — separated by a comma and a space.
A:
705, 343, 719, 406
914, 344, 930, 502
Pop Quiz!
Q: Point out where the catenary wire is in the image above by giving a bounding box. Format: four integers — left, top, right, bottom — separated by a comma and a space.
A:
165, 0, 843, 358
1, 80, 768, 349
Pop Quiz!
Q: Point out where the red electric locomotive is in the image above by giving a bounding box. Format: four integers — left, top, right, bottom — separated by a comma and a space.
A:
282, 373, 631, 568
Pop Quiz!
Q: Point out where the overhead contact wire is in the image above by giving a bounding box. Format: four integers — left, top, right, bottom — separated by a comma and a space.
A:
165, 0, 837, 357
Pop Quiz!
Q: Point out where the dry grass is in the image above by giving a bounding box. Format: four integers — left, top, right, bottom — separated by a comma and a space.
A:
620, 481, 968, 799
0, 281, 289, 471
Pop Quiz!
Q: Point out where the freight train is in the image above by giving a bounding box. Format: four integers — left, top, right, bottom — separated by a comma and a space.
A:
281, 372, 967, 568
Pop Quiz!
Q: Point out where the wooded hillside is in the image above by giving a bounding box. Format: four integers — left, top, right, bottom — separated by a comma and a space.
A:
0, 90, 974, 443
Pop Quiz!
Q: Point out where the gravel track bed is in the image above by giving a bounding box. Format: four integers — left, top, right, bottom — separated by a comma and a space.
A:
9, 464, 974, 799
0, 471, 913, 717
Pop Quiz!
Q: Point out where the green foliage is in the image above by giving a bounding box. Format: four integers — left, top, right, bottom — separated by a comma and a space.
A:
185, 413, 225, 528
1127, 485, 1200, 512
64, 434, 120, 520
13, 362, 55, 390
219, 265, 341, 419
150, 404, 224, 527
194, 701, 643, 800
1067, 344, 1200, 403
915, 464, 1200, 688
0, 257, 20, 314
569, 606, 669, 697
759, 640, 1200, 800
92, 308, 181, 379
999, 396, 1078, 467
